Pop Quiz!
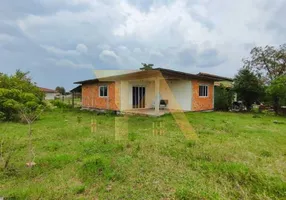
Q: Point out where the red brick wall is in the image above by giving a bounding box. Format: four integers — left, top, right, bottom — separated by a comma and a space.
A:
192, 80, 214, 111
81, 82, 119, 110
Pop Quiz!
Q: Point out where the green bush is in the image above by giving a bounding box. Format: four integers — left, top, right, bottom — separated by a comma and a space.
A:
0, 70, 44, 121
50, 100, 72, 109
0, 88, 43, 121
214, 85, 234, 111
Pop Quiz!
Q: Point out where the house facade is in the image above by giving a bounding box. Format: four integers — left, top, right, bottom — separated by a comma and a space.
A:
74, 68, 232, 116
38, 87, 58, 100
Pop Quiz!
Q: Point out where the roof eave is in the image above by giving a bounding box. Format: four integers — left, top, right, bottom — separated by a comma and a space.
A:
74, 68, 233, 84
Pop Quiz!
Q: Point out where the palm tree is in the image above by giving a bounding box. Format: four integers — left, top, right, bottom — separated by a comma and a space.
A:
140, 63, 154, 71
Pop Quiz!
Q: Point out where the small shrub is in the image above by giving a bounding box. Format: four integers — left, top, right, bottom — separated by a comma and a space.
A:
2, 165, 19, 178
186, 140, 196, 148
72, 185, 85, 194
131, 143, 141, 157
50, 100, 72, 109
77, 116, 82, 124
175, 187, 190, 200
43, 142, 61, 152
175, 186, 219, 200
273, 120, 285, 124
79, 155, 117, 182
129, 132, 137, 141
194, 153, 212, 162
0, 111, 5, 121
39, 154, 75, 169
260, 150, 272, 157
117, 155, 132, 166
82, 141, 124, 156
253, 114, 261, 118
105, 110, 116, 116
198, 130, 215, 135
251, 105, 260, 113
115, 143, 124, 151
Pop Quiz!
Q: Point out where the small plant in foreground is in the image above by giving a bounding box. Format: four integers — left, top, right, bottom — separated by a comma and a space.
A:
72, 185, 85, 194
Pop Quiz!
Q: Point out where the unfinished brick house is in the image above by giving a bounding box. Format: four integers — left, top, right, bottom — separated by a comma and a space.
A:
74, 68, 232, 116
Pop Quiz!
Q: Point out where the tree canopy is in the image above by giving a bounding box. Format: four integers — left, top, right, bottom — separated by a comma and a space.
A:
140, 63, 154, 71
55, 86, 66, 95
233, 69, 264, 110
0, 70, 43, 99
0, 70, 44, 121
243, 44, 286, 83
267, 75, 286, 105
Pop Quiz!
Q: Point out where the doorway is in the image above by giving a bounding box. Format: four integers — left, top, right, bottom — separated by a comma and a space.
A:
132, 86, 146, 108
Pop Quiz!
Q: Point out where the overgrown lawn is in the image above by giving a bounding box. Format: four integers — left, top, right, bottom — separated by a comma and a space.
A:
0, 110, 285, 199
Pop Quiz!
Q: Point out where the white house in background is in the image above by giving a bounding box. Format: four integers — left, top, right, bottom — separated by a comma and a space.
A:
38, 87, 58, 100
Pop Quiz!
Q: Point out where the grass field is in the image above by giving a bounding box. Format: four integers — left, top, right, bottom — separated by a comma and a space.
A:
0, 110, 286, 199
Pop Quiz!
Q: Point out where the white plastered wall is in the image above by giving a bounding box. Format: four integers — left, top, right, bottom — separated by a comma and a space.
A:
120, 79, 154, 110
159, 80, 192, 111
45, 93, 57, 100
120, 79, 192, 111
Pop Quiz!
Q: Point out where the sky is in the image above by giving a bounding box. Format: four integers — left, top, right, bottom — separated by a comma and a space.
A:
1, 0, 285, 90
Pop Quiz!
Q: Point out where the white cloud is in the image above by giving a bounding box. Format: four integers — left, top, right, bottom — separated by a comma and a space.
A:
133, 47, 142, 54
3, 0, 286, 78
97, 44, 111, 50
55, 59, 93, 69
99, 50, 121, 64
0, 34, 15, 43
41, 43, 88, 55
76, 43, 88, 53
41, 45, 79, 56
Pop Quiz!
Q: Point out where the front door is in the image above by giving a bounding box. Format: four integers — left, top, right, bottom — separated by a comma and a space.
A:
132, 86, 146, 108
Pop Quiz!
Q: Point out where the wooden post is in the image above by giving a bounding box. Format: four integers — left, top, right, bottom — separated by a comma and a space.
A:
91, 119, 96, 133
72, 92, 75, 108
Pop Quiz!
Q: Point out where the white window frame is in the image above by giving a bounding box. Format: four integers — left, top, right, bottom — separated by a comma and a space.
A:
99, 85, 108, 98
199, 84, 209, 97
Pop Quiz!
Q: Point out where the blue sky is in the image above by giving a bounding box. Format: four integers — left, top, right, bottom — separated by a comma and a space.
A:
1, 0, 285, 90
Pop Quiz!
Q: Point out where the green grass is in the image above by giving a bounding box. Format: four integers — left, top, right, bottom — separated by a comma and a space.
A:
0, 110, 286, 199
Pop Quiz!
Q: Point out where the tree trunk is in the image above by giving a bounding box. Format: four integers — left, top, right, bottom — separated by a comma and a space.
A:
273, 96, 279, 115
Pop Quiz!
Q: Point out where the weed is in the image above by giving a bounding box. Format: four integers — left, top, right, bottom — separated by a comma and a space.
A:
175, 186, 190, 200
79, 155, 117, 182
186, 140, 196, 148
260, 150, 272, 157
38, 154, 76, 169
129, 132, 137, 141
43, 141, 61, 152
72, 185, 85, 194
1, 110, 286, 199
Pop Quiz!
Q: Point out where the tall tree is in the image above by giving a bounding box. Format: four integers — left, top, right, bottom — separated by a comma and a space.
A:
55, 86, 65, 95
233, 69, 264, 111
243, 44, 286, 83
140, 63, 154, 71
267, 75, 286, 113
243, 44, 286, 113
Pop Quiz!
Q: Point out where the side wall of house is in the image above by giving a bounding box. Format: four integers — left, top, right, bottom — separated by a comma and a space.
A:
191, 80, 214, 111
81, 82, 120, 110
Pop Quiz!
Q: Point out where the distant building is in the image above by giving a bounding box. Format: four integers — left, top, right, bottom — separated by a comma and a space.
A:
38, 87, 58, 100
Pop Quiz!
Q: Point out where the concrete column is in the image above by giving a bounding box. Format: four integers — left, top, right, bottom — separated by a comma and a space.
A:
155, 78, 160, 115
